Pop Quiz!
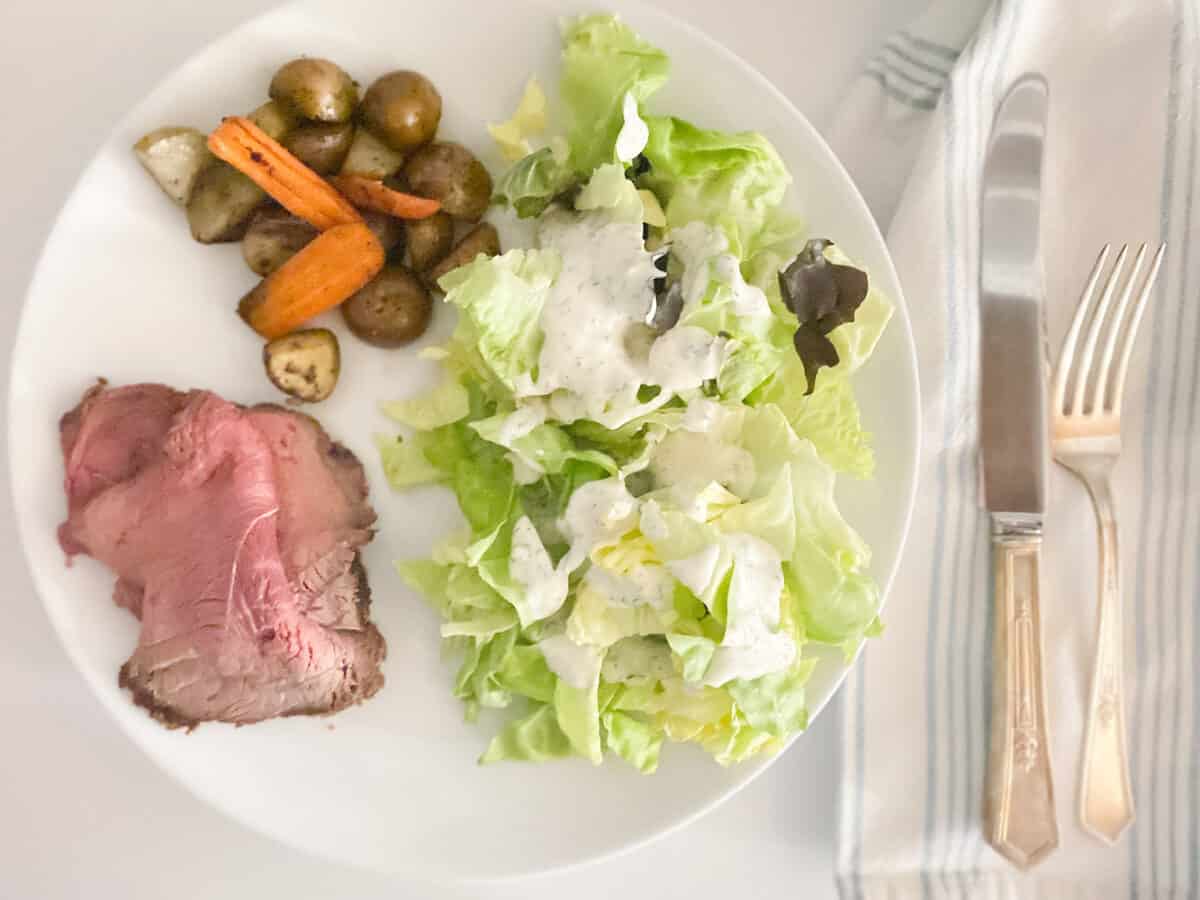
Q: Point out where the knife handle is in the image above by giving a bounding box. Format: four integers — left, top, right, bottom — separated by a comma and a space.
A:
984, 525, 1059, 869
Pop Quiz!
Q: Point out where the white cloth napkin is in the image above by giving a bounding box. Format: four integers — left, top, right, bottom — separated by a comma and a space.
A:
828, 0, 1199, 897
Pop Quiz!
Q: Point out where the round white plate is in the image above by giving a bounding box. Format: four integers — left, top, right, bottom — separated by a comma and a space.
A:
9, 0, 918, 881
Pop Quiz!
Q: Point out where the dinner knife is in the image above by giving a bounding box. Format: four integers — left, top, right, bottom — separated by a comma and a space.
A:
978, 74, 1059, 870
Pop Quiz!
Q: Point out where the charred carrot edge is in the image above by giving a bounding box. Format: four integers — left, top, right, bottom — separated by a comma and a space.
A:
327, 175, 443, 220
209, 116, 362, 230
238, 222, 384, 340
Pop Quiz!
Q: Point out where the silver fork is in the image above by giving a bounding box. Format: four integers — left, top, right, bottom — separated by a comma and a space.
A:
1051, 242, 1166, 844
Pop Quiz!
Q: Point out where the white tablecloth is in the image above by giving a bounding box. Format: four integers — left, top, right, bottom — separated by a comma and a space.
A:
0, 1, 925, 897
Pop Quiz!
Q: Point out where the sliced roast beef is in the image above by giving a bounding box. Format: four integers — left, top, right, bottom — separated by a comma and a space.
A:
58, 383, 386, 727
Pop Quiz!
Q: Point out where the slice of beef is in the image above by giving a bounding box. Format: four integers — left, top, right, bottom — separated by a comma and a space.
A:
58, 383, 386, 727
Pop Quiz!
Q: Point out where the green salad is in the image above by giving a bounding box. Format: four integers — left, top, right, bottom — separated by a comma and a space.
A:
379, 14, 892, 771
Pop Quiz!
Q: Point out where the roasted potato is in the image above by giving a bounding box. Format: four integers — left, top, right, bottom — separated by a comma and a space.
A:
247, 100, 299, 141
404, 211, 453, 272
269, 58, 358, 123
241, 208, 317, 276
339, 126, 407, 180
263, 328, 340, 402
341, 264, 432, 346
425, 223, 500, 286
134, 127, 212, 205
186, 163, 267, 243
361, 71, 441, 151
403, 142, 492, 221
361, 209, 405, 256
283, 121, 354, 174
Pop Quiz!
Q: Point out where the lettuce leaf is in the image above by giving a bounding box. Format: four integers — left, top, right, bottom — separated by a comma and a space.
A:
640, 116, 801, 271
488, 77, 547, 162
561, 14, 669, 174
439, 248, 560, 389
493, 146, 576, 219
481, 703, 573, 763
602, 711, 663, 773
375, 434, 444, 489
382, 375, 469, 431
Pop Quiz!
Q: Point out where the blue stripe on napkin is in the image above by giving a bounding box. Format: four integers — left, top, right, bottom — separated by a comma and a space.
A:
1131, 1, 1195, 895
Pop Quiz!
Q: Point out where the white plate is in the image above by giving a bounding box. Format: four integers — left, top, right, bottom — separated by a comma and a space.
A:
8, 0, 918, 881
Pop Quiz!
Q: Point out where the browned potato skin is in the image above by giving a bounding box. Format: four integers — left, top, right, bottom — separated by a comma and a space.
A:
283, 122, 355, 174
405, 211, 454, 272
360, 209, 406, 256
186, 163, 267, 243
241, 208, 317, 276
269, 58, 358, 123
341, 264, 432, 346
263, 328, 340, 402
425, 223, 500, 287
403, 142, 492, 221
361, 71, 442, 151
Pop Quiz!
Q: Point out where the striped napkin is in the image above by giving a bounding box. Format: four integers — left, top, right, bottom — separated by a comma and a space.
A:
827, 0, 1199, 897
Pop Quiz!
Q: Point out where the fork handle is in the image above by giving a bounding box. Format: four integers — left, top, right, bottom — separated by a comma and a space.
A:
1079, 473, 1135, 842
984, 521, 1059, 868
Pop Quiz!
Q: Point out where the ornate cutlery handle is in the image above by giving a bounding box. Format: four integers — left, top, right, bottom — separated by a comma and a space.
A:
984, 523, 1059, 868
1079, 473, 1134, 842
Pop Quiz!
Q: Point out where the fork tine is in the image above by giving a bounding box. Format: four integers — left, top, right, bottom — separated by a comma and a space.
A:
1071, 244, 1128, 415
1055, 244, 1110, 414
1094, 244, 1147, 413
1112, 243, 1167, 416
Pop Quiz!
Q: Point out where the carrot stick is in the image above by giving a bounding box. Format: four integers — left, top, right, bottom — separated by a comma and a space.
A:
208, 116, 361, 230
327, 175, 443, 220
238, 222, 383, 339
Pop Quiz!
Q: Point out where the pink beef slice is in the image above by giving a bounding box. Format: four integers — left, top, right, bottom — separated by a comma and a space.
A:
58, 383, 386, 727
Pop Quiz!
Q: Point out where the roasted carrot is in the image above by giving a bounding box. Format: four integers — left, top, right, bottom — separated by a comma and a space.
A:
208, 116, 361, 230
327, 175, 443, 220
238, 222, 384, 339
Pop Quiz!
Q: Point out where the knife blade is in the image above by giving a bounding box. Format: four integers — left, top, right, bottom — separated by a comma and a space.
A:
981, 76, 1049, 517
978, 74, 1059, 870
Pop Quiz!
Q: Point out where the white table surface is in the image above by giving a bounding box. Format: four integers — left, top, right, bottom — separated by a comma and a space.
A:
0, 1, 926, 896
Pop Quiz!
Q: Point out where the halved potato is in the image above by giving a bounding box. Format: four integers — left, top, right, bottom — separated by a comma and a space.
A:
262, 328, 340, 402
283, 121, 355, 174
404, 211, 453, 272
339, 127, 407, 180
133, 126, 212, 205
186, 163, 267, 243
242, 208, 317, 276
248, 100, 300, 141
425, 222, 500, 287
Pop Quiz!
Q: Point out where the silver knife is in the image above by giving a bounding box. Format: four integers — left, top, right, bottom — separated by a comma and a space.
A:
979, 74, 1059, 869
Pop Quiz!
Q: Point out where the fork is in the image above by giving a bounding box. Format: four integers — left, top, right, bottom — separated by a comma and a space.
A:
1051, 242, 1166, 844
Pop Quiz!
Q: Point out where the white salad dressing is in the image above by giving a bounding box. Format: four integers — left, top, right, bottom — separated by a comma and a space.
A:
702, 533, 795, 686
559, 477, 639, 569
538, 633, 604, 689
650, 428, 756, 500
508, 516, 568, 625
666, 543, 723, 597
513, 210, 726, 428
679, 396, 728, 433
583, 562, 674, 610
507, 478, 641, 628
614, 91, 650, 162
670, 221, 773, 329
491, 401, 547, 444
601, 636, 676, 682
638, 498, 669, 542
